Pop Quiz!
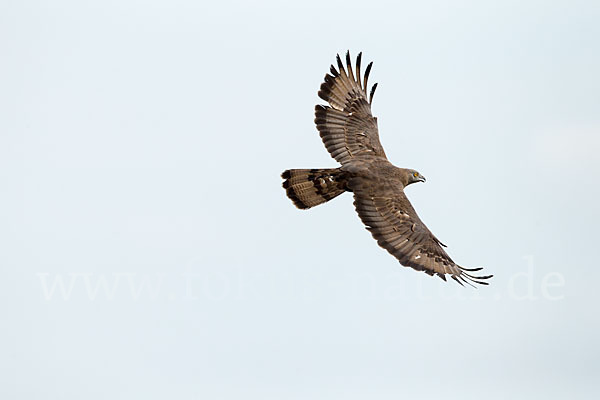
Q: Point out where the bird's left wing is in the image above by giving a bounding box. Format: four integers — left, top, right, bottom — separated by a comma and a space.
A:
315, 51, 387, 165
350, 178, 492, 286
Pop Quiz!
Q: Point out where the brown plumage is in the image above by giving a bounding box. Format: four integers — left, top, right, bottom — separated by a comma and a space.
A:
282, 51, 492, 287
282, 168, 347, 209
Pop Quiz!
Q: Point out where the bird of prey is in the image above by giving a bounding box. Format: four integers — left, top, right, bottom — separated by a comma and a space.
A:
281, 51, 492, 286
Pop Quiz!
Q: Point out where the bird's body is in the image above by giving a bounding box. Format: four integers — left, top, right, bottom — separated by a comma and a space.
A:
282, 51, 492, 286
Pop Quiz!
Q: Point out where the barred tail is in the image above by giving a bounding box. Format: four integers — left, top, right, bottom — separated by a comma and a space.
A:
281, 168, 348, 209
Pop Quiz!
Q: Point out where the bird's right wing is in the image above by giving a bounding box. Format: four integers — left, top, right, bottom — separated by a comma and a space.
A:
350, 177, 493, 286
315, 51, 387, 165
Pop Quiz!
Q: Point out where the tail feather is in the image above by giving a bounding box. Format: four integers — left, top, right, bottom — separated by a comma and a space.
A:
281, 168, 347, 209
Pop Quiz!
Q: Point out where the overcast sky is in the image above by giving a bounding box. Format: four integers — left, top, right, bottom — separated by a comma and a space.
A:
1, 0, 599, 399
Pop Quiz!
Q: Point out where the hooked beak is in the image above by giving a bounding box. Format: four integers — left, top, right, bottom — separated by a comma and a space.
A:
417, 175, 426, 183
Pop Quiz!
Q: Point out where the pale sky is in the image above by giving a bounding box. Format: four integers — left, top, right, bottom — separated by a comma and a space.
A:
1, 0, 599, 399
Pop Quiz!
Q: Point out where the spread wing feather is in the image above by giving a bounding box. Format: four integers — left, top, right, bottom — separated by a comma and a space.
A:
349, 177, 492, 286
315, 51, 387, 164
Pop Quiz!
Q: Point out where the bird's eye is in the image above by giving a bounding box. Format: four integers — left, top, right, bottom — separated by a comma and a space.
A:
413, 172, 418, 177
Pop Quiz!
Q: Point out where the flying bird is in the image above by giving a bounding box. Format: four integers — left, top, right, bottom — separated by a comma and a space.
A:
281, 51, 492, 286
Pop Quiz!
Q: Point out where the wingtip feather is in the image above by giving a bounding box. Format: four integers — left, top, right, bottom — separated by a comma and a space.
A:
369, 83, 378, 104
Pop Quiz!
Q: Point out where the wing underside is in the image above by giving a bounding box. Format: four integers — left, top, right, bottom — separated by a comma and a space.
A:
350, 178, 492, 286
315, 52, 387, 164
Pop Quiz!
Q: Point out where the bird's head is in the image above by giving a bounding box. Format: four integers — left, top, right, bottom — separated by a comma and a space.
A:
405, 169, 426, 186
